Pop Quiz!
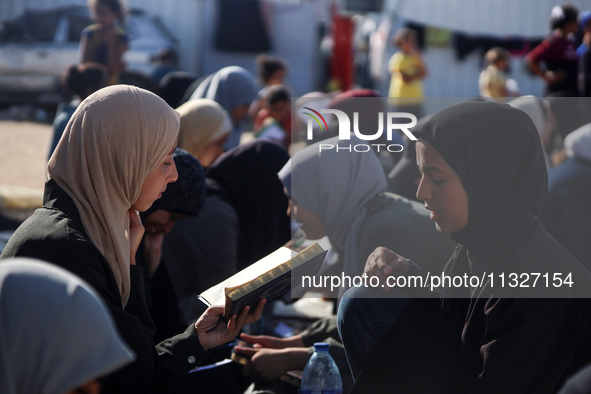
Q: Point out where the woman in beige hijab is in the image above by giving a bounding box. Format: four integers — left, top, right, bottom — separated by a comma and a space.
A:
1, 85, 264, 393
177, 98, 232, 167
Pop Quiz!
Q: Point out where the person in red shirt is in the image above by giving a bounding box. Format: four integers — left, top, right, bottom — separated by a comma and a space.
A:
526, 4, 580, 96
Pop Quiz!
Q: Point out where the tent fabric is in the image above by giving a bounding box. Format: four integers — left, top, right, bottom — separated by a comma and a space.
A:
390, 0, 591, 37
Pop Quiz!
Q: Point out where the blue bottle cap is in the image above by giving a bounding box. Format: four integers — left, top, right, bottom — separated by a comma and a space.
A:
313, 342, 329, 351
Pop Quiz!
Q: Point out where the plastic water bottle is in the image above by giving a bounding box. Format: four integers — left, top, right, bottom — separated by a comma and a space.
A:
300, 342, 343, 394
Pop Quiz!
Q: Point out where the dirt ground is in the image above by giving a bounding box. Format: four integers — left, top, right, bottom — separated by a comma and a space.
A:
0, 120, 51, 227
0, 121, 275, 222
0, 120, 52, 190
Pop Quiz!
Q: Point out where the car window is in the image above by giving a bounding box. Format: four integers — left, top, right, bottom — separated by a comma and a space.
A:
24, 8, 62, 42
65, 9, 92, 42
0, 6, 91, 43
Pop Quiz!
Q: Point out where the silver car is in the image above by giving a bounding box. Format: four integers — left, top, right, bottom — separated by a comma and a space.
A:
0, 5, 178, 105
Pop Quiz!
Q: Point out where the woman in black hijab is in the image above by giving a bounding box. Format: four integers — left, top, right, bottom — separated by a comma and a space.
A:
205, 139, 291, 270
162, 140, 291, 323
344, 101, 591, 393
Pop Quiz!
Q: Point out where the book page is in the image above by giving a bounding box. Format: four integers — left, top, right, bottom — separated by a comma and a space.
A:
199, 246, 293, 306
226, 243, 326, 301
222, 244, 327, 318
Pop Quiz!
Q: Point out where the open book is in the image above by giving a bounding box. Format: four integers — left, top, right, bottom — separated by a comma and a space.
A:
199, 243, 327, 319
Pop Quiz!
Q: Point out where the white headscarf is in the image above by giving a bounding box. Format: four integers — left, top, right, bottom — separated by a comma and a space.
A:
48, 85, 180, 306
278, 136, 387, 295
0, 258, 135, 394
564, 122, 591, 162
177, 98, 232, 160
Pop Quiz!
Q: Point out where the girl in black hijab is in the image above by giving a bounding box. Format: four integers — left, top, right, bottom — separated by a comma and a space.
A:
347, 101, 591, 393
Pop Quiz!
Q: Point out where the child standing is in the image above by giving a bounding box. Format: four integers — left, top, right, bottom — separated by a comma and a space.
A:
255, 85, 292, 148
250, 55, 290, 132
80, 0, 128, 85
479, 47, 510, 102
388, 28, 427, 117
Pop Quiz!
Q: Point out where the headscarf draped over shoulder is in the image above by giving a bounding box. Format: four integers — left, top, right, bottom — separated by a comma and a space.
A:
278, 135, 387, 250
47, 85, 180, 306
413, 100, 547, 253
278, 135, 387, 295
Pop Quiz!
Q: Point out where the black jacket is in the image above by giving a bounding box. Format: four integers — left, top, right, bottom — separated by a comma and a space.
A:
0, 179, 205, 393
351, 223, 591, 393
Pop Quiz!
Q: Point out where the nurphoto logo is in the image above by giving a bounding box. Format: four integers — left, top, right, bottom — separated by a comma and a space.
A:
303, 107, 417, 152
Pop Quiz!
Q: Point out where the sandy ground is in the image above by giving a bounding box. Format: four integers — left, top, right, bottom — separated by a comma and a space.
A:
0, 121, 289, 216
0, 120, 52, 190
0, 120, 51, 225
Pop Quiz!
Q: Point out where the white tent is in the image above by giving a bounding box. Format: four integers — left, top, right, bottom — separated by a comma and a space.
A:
387, 0, 591, 37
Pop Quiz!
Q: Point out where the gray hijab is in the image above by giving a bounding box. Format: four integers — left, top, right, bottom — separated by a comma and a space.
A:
190, 66, 258, 150
0, 258, 135, 394
278, 136, 387, 295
